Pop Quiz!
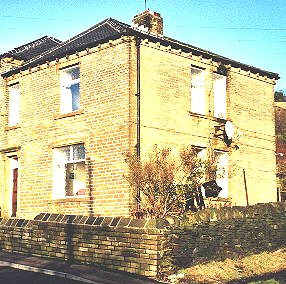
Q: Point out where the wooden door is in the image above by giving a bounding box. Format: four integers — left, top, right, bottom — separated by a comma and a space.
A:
12, 168, 18, 217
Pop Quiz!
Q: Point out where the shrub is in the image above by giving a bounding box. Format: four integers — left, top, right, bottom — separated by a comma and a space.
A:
124, 145, 218, 218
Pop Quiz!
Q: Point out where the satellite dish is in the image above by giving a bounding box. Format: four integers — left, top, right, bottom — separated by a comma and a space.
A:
225, 121, 235, 140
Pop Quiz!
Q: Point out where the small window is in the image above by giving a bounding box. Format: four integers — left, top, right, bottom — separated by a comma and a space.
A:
60, 66, 80, 114
8, 84, 20, 126
214, 74, 227, 119
214, 150, 228, 198
53, 144, 86, 198
190, 68, 205, 115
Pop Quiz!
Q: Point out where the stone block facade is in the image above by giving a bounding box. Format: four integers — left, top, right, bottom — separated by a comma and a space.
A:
0, 38, 137, 218
139, 42, 277, 206
0, 13, 279, 218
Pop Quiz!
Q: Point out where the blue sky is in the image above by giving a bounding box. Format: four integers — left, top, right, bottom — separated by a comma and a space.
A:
1, 0, 286, 90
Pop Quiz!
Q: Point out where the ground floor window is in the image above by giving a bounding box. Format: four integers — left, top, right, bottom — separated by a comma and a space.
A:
195, 148, 228, 198
53, 144, 86, 198
214, 150, 228, 198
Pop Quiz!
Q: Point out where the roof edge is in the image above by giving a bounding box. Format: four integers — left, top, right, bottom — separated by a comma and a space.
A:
1, 19, 279, 80
2, 33, 127, 78
0, 35, 62, 62
10, 36, 62, 54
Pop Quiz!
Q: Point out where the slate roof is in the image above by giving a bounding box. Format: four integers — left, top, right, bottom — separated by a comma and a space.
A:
2, 18, 279, 79
0, 36, 62, 62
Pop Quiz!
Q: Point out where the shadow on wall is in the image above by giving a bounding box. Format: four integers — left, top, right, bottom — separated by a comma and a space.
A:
86, 157, 95, 216
66, 215, 75, 262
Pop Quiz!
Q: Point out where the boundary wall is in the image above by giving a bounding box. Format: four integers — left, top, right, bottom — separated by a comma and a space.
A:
0, 202, 285, 279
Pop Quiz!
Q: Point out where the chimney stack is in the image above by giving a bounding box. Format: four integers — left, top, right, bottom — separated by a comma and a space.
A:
132, 10, 163, 35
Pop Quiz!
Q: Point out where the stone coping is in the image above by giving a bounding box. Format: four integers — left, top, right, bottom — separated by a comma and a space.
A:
175, 202, 286, 226
0, 213, 169, 229
0, 202, 284, 229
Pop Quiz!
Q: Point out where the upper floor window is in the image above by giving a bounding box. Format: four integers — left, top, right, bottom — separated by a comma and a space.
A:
53, 143, 86, 198
190, 67, 205, 115
213, 73, 227, 119
60, 66, 80, 114
8, 83, 20, 127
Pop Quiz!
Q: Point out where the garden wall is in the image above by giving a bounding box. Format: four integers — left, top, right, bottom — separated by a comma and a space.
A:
0, 214, 167, 277
161, 202, 286, 275
0, 202, 285, 279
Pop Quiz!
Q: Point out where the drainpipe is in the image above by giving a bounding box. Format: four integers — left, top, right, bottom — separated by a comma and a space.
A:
135, 37, 142, 218
1, 154, 5, 217
135, 37, 141, 159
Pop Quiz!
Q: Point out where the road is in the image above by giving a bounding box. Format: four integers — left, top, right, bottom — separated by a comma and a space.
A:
0, 267, 89, 284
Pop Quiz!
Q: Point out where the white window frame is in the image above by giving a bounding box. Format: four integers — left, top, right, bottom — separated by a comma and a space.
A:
195, 148, 228, 198
213, 73, 227, 119
192, 146, 206, 185
190, 67, 205, 115
60, 65, 80, 114
214, 150, 228, 198
53, 144, 86, 199
8, 83, 20, 126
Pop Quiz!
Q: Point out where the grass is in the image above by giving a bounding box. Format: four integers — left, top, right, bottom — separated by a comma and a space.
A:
177, 248, 286, 284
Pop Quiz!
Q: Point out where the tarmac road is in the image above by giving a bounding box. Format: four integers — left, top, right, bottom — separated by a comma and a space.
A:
0, 267, 89, 284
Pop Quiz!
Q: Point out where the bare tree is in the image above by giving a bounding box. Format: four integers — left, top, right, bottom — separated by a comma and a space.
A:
275, 104, 286, 198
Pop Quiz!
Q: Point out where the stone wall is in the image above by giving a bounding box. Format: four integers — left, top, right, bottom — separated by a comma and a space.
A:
139, 41, 277, 206
0, 213, 167, 277
0, 203, 285, 279
0, 57, 23, 213
0, 37, 135, 218
160, 202, 286, 275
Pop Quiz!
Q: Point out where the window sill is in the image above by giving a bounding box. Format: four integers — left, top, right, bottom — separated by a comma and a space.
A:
5, 125, 20, 131
189, 111, 209, 120
204, 197, 232, 208
54, 110, 83, 120
213, 117, 227, 123
50, 195, 88, 203
205, 197, 231, 201
188, 111, 227, 123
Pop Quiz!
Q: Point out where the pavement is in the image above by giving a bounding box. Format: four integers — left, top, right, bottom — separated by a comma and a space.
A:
0, 252, 163, 284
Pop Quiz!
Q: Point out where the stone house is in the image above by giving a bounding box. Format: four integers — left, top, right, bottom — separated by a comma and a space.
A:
0, 10, 279, 219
